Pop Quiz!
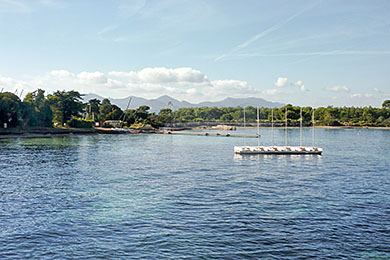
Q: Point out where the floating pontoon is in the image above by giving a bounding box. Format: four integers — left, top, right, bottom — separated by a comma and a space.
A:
234, 107, 323, 155
234, 145, 322, 155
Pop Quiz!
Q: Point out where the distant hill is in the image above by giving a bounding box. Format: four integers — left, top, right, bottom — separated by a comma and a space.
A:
82, 94, 284, 112
198, 97, 284, 108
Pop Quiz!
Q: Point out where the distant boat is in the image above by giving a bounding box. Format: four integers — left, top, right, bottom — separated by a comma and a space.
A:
234, 107, 323, 155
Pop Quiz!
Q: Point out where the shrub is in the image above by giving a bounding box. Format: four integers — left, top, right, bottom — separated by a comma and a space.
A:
67, 117, 94, 128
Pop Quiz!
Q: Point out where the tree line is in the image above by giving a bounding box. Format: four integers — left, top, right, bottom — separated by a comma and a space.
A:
0, 89, 164, 129
1, 89, 390, 129
169, 102, 390, 127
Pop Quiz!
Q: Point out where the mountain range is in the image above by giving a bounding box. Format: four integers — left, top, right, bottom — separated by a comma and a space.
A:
83, 93, 284, 112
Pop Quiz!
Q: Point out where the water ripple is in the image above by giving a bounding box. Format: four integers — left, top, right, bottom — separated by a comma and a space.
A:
1, 130, 389, 259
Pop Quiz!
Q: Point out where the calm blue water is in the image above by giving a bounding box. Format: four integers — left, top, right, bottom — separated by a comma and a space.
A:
0, 129, 389, 259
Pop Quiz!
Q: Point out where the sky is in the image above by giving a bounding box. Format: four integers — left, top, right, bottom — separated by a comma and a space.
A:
0, 0, 389, 107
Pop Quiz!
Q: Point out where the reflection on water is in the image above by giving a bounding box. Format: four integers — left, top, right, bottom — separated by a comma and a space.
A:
234, 153, 324, 162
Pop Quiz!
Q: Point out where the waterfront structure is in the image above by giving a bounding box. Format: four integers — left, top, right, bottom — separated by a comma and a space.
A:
234, 107, 323, 155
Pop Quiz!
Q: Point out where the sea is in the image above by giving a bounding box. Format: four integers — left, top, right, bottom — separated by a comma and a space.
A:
0, 128, 389, 259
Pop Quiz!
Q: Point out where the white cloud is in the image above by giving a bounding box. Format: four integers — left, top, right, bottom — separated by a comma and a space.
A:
327, 85, 350, 93
0, 76, 29, 91
109, 71, 138, 80
186, 88, 201, 96
50, 69, 75, 78
211, 79, 257, 93
300, 85, 308, 92
1, 67, 264, 101
0, 76, 15, 86
77, 71, 107, 84
263, 89, 280, 95
1, 68, 388, 107
189, 75, 258, 99
274, 77, 288, 87
372, 88, 381, 93
109, 67, 208, 84
106, 78, 126, 89
295, 80, 303, 86
292, 80, 308, 92
126, 83, 165, 94
351, 93, 373, 98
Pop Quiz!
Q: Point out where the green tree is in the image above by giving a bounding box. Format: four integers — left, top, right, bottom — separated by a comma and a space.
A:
105, 104, 123, 120
362, 107, 376, 125
99, 98, 112, 121
101, 98, 111, 105
382, 100, 390, 109
22, 89, 53, 127
85, 98, 101, 121
123, 109, 137, 126
279, 104, 293, 123
48, 90, 83, 125
0, 92, 22, 128
231, 109, 242, 122
322, 106, 341, 126
135, 105, 150, 120
220, 113, 233, 122
158, 108, 173, 124
98, 98, 123, 121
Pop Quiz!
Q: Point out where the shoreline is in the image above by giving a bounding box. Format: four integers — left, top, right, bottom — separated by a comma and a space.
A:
233, 126, 390, 130
0, 127, 158, 139
1, 125, 389, 140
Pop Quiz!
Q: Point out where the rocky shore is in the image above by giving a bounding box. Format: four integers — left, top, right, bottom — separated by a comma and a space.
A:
1, 124, 389, 140
0, 127, 162, 139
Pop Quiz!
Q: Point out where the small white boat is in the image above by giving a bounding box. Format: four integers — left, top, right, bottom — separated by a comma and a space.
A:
234, 107, 323, 155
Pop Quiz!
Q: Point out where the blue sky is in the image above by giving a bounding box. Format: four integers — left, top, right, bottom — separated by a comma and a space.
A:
0, 0, 389, 107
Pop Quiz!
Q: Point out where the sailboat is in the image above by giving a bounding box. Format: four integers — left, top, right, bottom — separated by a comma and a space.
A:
234, 107, 323, 155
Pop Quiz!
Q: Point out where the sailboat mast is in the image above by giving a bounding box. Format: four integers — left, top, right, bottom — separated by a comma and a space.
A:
121, 97, 133, 127
257, 106, 260, 146
300, 107, 303, 147
312, 108, 315, 147
285, 107, 288, 146
272, 108, 274, 146
243, 107, 246, 128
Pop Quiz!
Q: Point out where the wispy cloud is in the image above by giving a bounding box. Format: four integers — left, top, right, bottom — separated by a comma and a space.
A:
0, 0, 31, 13
351, 93, 373, 98
215, 2, 320, 61
0, 0, 66, 13
214, 1, 390, 63
39, 0, 68, 8
97, 0, 146, 40
224, 50, 390, 60
327, 85, 350, 93
97, 24, 121, 37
